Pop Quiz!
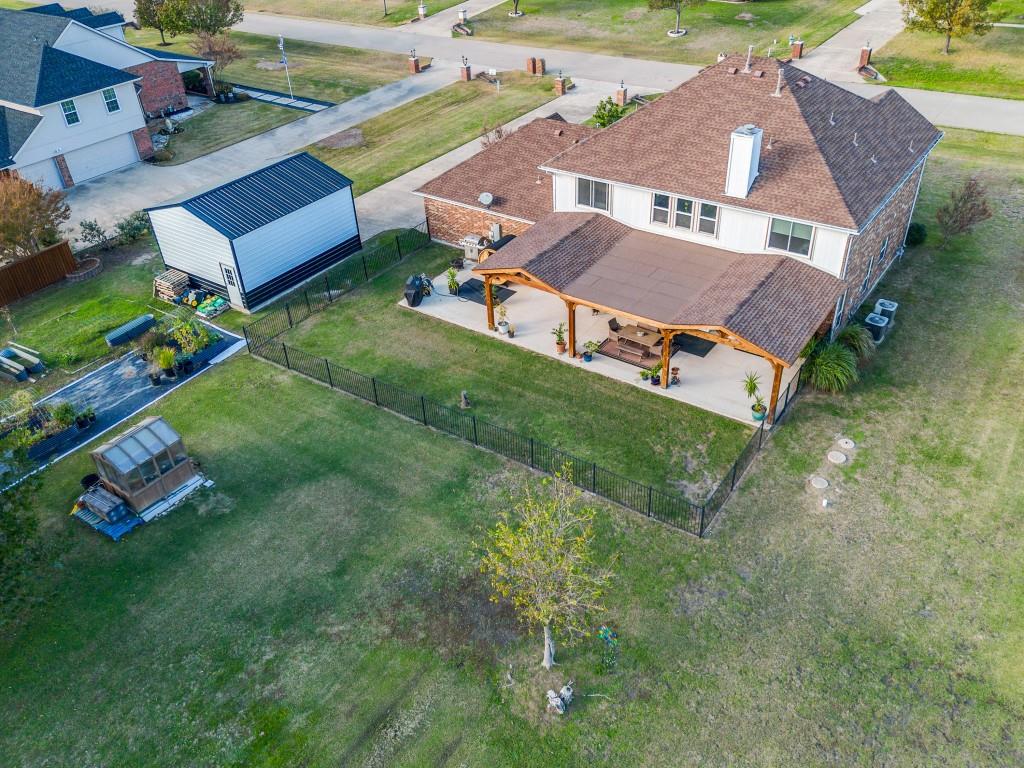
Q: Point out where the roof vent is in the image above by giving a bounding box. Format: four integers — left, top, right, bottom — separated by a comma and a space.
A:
727, 67, 738, 75
725, 124, 762, 199
753, 69, 764, 78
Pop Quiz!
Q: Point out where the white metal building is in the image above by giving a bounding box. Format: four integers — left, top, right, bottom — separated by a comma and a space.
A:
147, 153, 362, 312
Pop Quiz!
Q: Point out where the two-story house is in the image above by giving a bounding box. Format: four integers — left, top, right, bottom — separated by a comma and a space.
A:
0, 7, 213, 190
415, 55, 941, 421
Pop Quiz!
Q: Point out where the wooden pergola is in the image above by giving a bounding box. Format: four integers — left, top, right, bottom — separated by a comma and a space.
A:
479, 267, 791, 424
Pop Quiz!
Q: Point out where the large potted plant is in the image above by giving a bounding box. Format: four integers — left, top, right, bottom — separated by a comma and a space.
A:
446, 267, 460, 296
551, 322, 567, 354
157, 346, 177, 378
743, 371, 767, 421
582, 340, 601, 362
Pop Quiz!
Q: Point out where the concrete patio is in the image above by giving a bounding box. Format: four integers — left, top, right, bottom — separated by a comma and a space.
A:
404, 265, 801, 424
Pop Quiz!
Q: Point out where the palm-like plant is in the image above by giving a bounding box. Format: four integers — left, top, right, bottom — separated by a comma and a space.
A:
802, 342, 858, 393
836, 324, 875, 362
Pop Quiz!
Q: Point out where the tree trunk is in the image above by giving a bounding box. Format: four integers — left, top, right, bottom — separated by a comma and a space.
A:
675, 5, 682, 34
159, 26, 167, 45
943, 32, 951, 54
542, 624, 555, 670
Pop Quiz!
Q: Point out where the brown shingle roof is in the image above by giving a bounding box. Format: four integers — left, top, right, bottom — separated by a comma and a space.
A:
476, 212, 842, 364
415, 117, 597, 223
544, 55, 941, 230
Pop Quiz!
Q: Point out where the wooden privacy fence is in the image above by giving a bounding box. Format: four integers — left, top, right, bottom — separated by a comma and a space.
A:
0, 241, 76, 304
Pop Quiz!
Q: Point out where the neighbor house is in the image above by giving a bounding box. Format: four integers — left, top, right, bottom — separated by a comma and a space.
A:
147, 153, 362, 312
0, 6, 213, 189
415, 55, 941, 422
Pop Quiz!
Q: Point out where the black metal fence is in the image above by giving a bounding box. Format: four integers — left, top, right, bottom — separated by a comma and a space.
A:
242, 222, 430, 350
241, 220, 807, 537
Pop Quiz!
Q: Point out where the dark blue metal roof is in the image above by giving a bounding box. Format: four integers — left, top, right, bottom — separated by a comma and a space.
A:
147, 153, 354, 240
34, 46, 137, 107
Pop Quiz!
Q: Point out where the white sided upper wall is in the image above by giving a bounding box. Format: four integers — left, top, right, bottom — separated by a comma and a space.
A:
55, 22, 150, 70
233, 187, 359, 290
551, 172, 851, 277
149, 207, 236, 289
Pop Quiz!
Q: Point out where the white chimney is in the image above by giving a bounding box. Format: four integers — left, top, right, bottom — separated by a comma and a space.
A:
724, 124, 763, 198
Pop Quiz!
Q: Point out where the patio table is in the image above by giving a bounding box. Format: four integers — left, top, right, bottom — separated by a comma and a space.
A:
617, 325, 662, 358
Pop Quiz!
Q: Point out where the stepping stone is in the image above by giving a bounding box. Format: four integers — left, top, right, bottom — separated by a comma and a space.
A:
827, 450, 847, 465
837, 438, 855, 450
809, 476, 829, 490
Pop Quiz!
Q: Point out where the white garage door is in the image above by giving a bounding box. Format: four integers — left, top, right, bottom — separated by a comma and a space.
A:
16, 158, 64, 190
64, 133, 139, 184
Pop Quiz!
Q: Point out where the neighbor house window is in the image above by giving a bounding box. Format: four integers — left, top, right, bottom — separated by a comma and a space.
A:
60, 99, 80, 126
577, 177, 609, 211
697, 203, 719, 235
102, 87, 120, 113
768, 218, 813, 256
652, 193, 670, 224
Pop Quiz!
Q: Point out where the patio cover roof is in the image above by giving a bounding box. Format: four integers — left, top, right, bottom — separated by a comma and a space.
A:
474, 212, 844, 365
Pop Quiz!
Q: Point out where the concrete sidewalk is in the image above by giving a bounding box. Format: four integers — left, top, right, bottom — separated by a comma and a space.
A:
64, 65, 457, 232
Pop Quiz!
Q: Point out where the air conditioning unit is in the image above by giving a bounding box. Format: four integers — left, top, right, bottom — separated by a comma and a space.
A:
864, 313, 889, 343
874, 298, 898, 323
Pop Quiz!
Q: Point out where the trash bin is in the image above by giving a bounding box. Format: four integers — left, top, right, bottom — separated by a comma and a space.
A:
864, 313, 889, 343
404, 275, 424, 307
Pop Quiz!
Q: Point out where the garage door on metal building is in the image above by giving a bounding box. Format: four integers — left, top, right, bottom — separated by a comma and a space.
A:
64, 133, 139, 184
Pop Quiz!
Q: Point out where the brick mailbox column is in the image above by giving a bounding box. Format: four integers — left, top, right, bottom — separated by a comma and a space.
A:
615, 81, 628, 106
554, 75, 567, 96
536, 57, 545, 75
790, 40, 804, 59
858, 46, 873, 70
408, 53, 421, 74
460, 63, 472, 81
526, 57, 536, 75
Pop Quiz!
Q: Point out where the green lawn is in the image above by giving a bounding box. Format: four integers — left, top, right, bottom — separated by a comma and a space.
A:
0, 243, 165, 397
0, 0, 32, 7
471, 0, 863, 65
245, 0, 461, 25
158, 101, 303, 165
124, 29, 413, 103
872, 28, 1024, 100
990, 0, 1024, 22
306, 72, 557, 195
2, 129, 1023, 765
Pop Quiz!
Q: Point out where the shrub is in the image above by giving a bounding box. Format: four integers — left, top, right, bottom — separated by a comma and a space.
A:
182, 70, 204, 91
836, 324, 875, 363
156, 346, 177, 370
48, 401, 77, 429
801, 342, 858, 393
77, 219, 110, 250
152, 149, 175, 163
904, 221, 926, 248
592, 96, 628, 128
114, 211, 150, 244
936, 176, 992, 248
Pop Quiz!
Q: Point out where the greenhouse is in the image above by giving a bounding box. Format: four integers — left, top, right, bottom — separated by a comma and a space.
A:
90, 417, 197, 513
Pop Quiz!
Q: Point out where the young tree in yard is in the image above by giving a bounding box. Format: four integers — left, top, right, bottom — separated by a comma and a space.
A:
900, 0, 994, 54
191, 32, 241, 78
135, 0, 170, 44
161, 0, 244, 37
592, 96, 628, 128
0, 177, 69, 265
936, 176, 992, 246
479, 473, 614, 670
648, 0, 704, 36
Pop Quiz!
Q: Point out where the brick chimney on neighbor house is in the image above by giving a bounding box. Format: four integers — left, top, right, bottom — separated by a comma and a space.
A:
724, 124, 763, 199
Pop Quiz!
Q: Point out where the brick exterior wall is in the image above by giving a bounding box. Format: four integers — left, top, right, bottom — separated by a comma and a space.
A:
125, 60, 189, 116
53, 154, 73, 188
423, 198, 534, 246
837, 161, 926, 325
131, 127, 155, 160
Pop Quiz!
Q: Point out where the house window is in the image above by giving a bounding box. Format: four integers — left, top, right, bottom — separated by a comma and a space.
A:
102, 87, 120, 113
577, 177, 609, 211
768, 218, 813, 256
878, 235, 889, 262
652, 193, 670, 224
697, 203, 719, 236
675, 198, 694, 230
60, 99, 80, 126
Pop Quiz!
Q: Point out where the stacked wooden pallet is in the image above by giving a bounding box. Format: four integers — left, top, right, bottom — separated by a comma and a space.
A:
153, 269, 189, 302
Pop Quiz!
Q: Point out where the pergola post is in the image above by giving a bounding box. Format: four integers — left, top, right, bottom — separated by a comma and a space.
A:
768, 360, 783, 424
484, 274, 495, 330
660, 330, 674, 389
566, 300, 576, 356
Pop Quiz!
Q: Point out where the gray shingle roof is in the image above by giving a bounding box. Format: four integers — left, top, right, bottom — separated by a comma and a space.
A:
0, 108, 43, 168
0, 9, 137, 107
25, 4, 125, 29
147, 153, 355, 240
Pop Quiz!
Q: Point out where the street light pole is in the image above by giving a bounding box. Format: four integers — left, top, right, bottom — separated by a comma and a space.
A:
278, 35, 294, 100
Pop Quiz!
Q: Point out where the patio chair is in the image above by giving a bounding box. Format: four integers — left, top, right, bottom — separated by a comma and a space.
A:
607, 318, 622, 342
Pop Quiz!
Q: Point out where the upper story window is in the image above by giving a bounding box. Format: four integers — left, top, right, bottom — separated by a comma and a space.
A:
60, 99, 80, 126
768, 217, 813, 256
577, 177, 609, 211
102, 87, 120, 113
649, 194, 701, 233
697, 203, 719, 236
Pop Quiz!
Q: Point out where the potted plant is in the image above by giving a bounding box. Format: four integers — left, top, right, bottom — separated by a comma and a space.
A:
50, 401, 76, 430
647, 361, 662, 386
743, 371, 767, 421
446, 266, 459, 296
157, 346, 177, 377
507, 323, 516, 338
551, 322, 567, 354
670, 366, 681, 386
582, 340, 601, 362
148, 365, 162, 386
496, 303, 509, 334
